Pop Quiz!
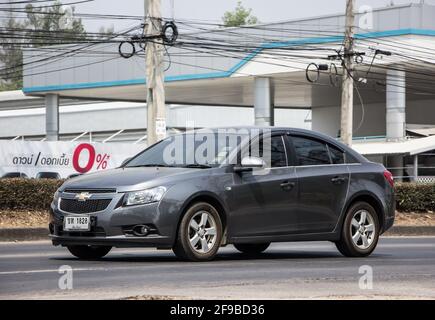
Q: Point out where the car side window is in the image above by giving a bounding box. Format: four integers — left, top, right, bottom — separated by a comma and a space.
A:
268, 136, 287, 168
345, 153, 360, 164
292, 136, 331, 166
328, 145, 345, 164
245, 135, 287, 168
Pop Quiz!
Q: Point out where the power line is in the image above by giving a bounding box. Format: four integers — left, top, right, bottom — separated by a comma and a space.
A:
0, 0, 94, 9
0, 0, 55, 5
1, 6, 435, 99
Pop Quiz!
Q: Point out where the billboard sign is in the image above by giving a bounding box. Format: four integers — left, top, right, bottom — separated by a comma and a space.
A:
0, 141, 144, 179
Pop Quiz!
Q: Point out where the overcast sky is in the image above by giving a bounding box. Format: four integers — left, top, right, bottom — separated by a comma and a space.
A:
75, 0, 435, 32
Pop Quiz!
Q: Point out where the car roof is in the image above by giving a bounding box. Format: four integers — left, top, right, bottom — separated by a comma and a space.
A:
193, 126, 335, 144
190, 126, 367, 162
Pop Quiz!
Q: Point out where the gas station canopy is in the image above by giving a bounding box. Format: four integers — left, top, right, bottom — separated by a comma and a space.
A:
22, 4, 435, 108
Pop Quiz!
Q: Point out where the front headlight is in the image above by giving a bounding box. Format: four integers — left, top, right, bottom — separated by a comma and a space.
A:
124, 186, 167, 206
53, 190, 60, 202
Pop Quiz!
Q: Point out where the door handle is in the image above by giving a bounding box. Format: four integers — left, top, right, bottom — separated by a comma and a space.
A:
331, 176, 346, 184
280, 181, 295, 191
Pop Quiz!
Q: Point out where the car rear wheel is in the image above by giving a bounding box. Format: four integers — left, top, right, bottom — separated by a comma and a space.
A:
67, 245, 112, 260
234, 243, 270, 255
172, 202, 223, 262
335, 201, 380, 257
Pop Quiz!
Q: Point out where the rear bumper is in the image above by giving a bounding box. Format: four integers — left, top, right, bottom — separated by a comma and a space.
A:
381, 190, 396, 233
50, 234, 172, 248
383, 215, 395, 233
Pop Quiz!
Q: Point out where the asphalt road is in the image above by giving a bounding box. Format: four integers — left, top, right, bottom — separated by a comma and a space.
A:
0, 237, 434, 299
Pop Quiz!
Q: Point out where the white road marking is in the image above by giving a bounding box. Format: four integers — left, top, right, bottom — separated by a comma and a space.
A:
0, 241, 433, 260
0, 249, 157, 259
0, 267, 109, 275
1, 256, 435, 277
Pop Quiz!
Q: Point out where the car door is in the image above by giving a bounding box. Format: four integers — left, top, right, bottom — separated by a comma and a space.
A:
229, 133, 299, 237
290, 135, 349, 233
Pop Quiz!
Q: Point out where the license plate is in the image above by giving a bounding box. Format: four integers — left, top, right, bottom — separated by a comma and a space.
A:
63, 216, 90, 231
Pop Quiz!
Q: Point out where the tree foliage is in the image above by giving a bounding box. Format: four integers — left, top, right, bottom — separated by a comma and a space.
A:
24, 2, 87, 47
98, 25, 115, 38
0, 1, 87, 91
0, 16, 25, 90
222, 1, 259, 27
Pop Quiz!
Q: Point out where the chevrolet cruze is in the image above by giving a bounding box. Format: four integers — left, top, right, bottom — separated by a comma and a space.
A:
49, 127, 395, 261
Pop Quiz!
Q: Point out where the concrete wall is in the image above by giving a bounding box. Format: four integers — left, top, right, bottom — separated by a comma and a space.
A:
312, 102, 386, 138
407, 99, 435, 126
0, 103, 146, 137
312, 98, 435, 139
169, 106, 254, 128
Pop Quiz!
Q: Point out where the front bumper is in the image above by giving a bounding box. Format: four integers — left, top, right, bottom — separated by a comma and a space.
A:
49, 192, 176, 249
49, 234, 172, 248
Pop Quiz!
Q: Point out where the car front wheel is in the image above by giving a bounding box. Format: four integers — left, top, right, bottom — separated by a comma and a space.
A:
67, 245, 112, 260
335, 201, 380, 257
172, 202, 223, 262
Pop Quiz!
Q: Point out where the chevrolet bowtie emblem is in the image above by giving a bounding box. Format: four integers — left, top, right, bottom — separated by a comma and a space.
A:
75, 192, 92, 202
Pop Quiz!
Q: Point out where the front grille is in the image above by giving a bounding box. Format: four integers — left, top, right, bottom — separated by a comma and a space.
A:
60, 198, 112, 214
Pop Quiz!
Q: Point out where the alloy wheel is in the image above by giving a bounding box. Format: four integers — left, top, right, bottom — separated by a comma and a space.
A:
350, 209, 376, 250
188, 210, 217, 254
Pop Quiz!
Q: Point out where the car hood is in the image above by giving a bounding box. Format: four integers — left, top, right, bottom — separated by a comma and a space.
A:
61, 167, 196, 192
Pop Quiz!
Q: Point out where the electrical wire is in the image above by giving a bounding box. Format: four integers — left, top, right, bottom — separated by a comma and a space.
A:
1, 10, 435, 98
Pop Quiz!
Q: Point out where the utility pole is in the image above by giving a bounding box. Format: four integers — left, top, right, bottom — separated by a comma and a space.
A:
145, 0, 166, 145
340, 0, 355, 146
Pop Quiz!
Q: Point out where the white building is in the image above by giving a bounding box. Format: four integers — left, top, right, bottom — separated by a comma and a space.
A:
0, 90, 311, 143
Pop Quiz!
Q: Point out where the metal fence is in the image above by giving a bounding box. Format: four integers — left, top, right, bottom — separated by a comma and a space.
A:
385, 165, 435, 183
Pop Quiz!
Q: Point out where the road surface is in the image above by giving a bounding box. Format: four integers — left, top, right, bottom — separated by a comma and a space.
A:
0, 237, 434, 299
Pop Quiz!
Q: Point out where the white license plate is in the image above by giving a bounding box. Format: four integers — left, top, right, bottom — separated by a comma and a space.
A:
63, 216, 91, 231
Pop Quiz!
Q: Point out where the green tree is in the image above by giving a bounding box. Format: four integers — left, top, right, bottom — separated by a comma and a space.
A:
0, 16, 25, 90
97, 25, 115, 38
222, 1, 259, 27
0, 1, 88, 90
24, 1, 87, 47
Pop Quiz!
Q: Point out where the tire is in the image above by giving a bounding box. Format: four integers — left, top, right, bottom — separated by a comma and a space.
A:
234, 243, 270, 255
335, 201, 380, 257
67, 245, 112, 260
172, 202, 223, 262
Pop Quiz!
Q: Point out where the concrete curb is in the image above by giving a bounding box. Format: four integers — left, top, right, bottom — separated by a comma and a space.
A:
1, 226, 435, 242
384, 226, 435, 236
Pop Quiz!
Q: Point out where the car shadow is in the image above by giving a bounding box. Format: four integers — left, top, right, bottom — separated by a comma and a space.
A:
51, 250, 348, 263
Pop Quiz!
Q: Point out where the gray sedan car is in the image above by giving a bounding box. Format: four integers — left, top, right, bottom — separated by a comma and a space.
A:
49, 127, 395, 261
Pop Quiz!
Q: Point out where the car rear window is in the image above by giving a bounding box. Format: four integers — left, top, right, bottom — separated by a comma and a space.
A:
345, 152, 360, 164
328, 145, 345, 164
292, 136, 330, 166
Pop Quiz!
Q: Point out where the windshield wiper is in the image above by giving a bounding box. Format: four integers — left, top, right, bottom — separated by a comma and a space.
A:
182, 164, 213, 169
127, 164, 175, 168
127, 164, 213, 169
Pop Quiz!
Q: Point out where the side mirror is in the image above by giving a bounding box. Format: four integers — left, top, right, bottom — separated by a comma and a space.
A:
234, 156, 266, 172
121, 157, 132, 167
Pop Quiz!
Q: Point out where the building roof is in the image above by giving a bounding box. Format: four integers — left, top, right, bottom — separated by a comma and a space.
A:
352, 135, 435, 156
21, 3, 435, 108
0, 90, 108, 111
406, 127, 435, 137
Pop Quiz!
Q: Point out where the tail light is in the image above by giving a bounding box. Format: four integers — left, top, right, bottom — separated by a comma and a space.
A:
383, 170, 394, 188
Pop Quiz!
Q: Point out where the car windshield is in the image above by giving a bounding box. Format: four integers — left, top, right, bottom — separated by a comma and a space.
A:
125, 132, 248, 168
